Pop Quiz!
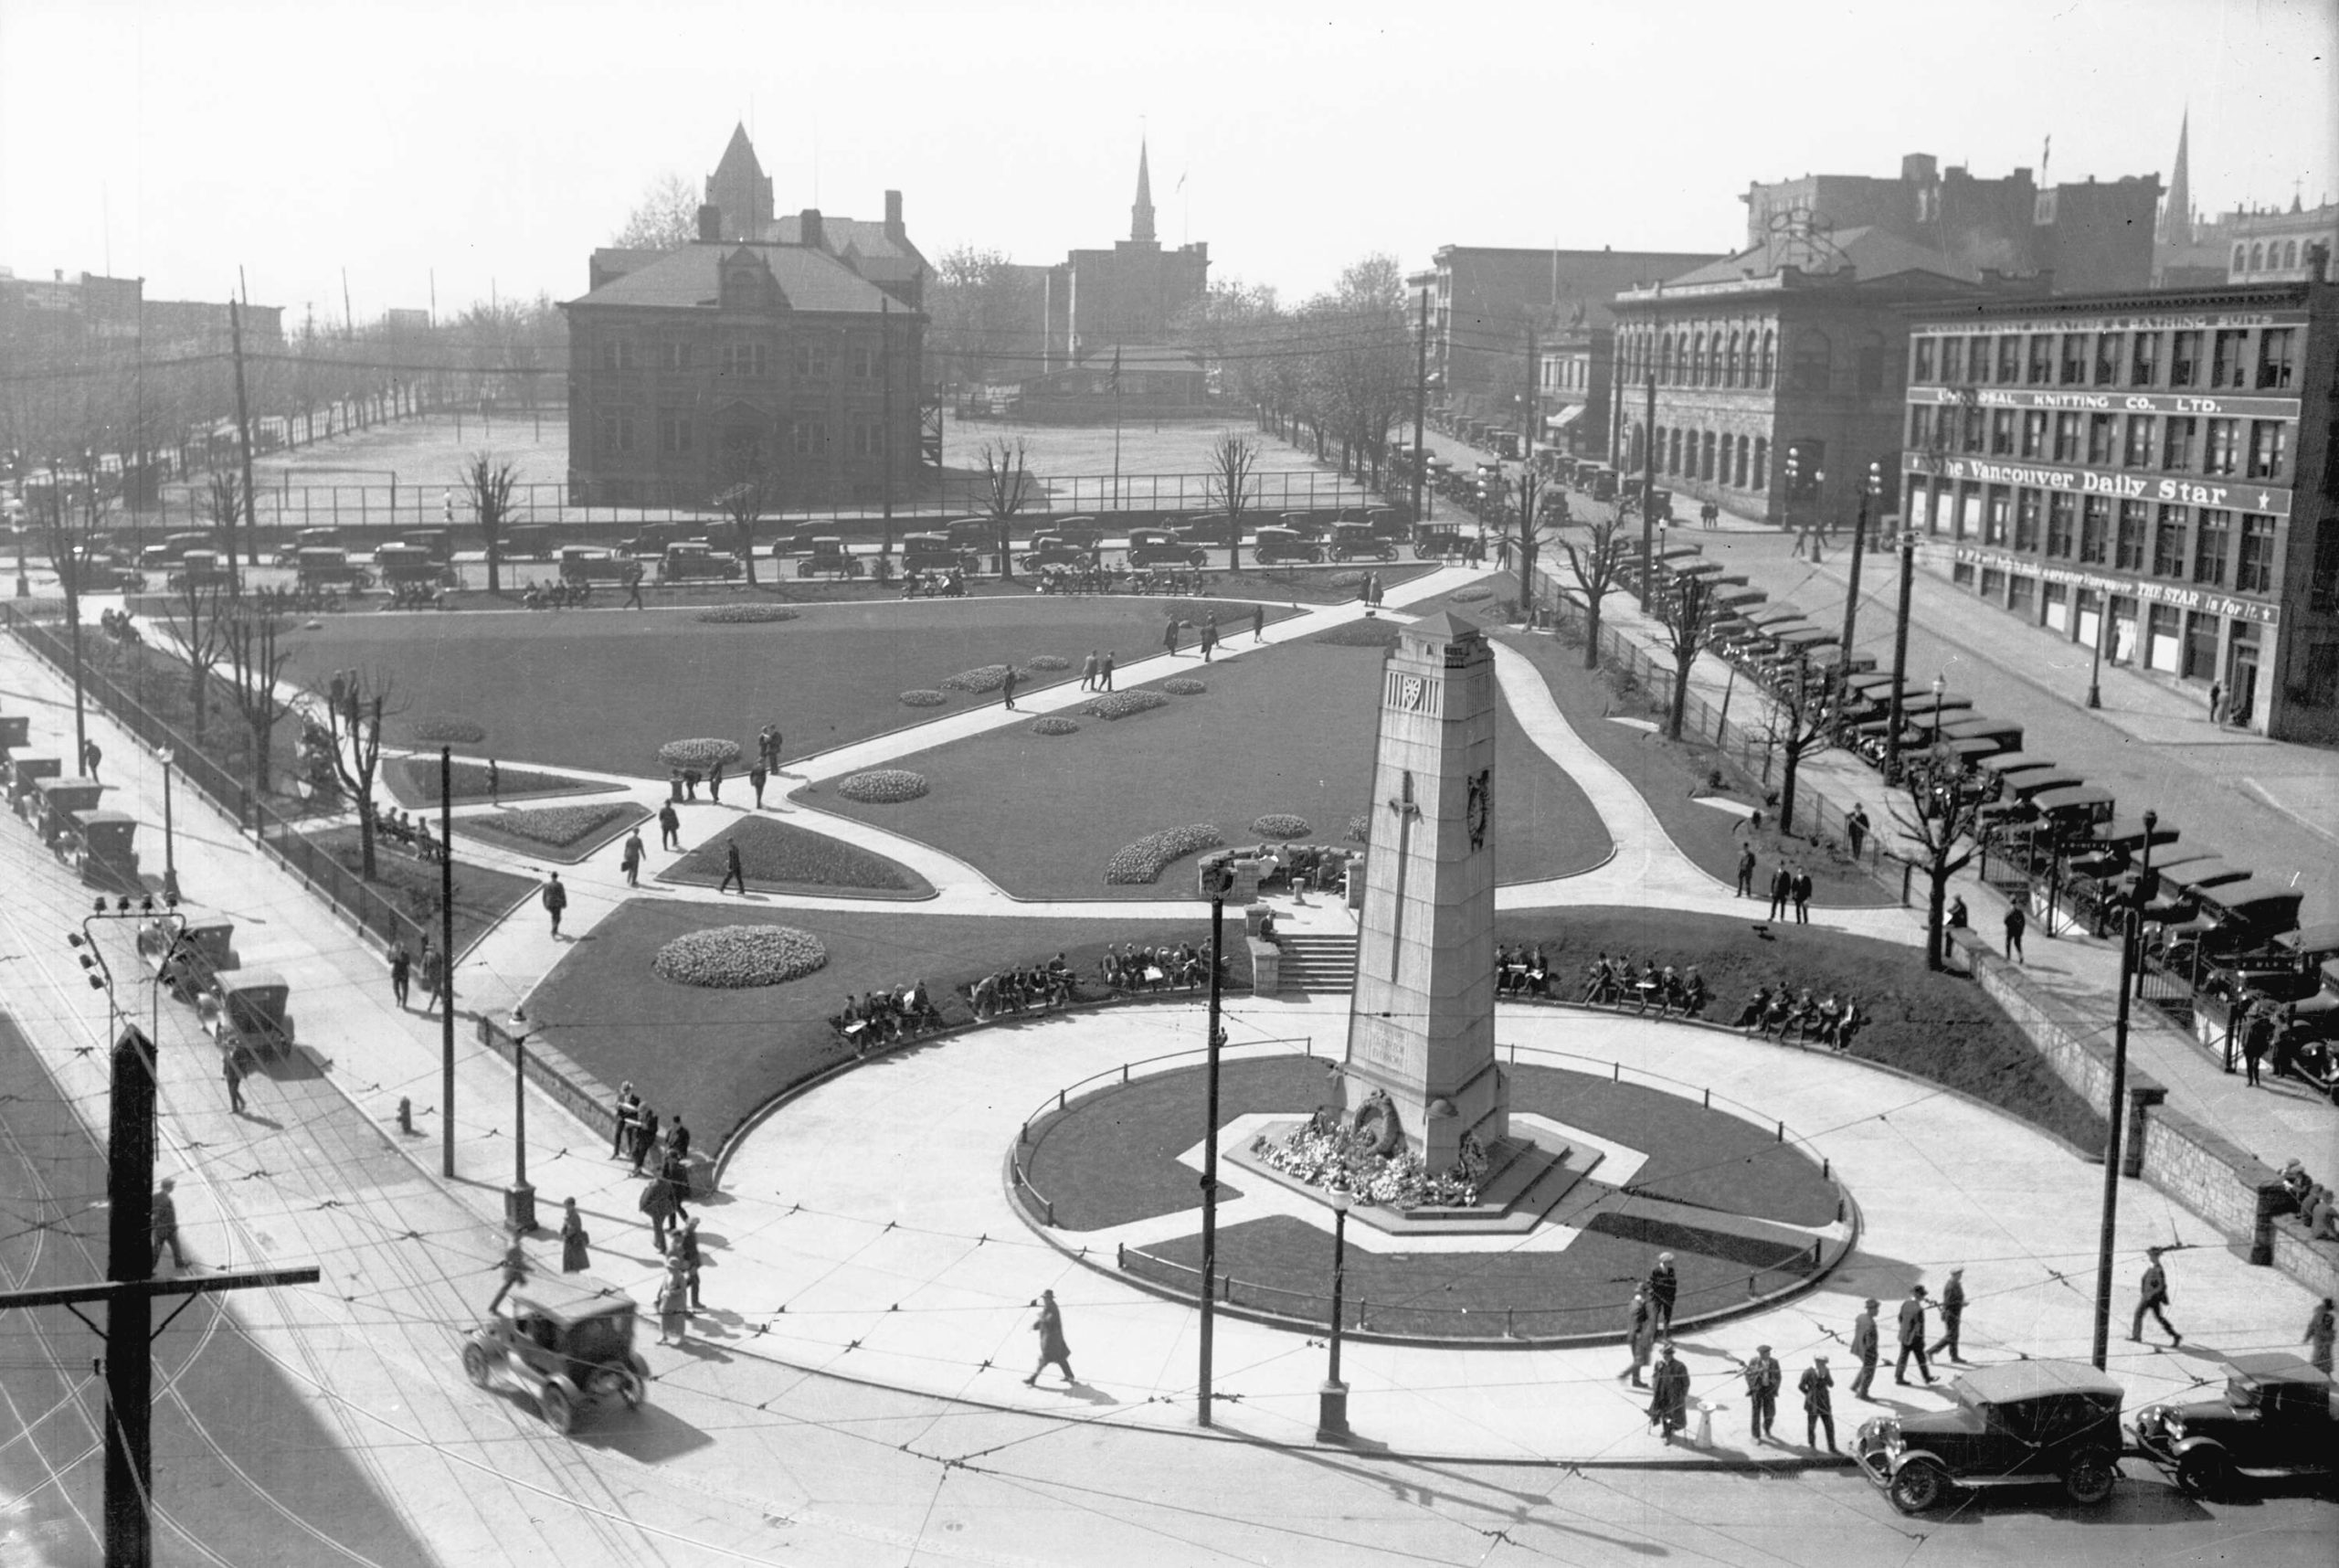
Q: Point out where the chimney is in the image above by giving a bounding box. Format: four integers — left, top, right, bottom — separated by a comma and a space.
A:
1900, 153, 1938, 185
799, 208, 824, 250
696, 205, 722, 242
884, 190, 904, 241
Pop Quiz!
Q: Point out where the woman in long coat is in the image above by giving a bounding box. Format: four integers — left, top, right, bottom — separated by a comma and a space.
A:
1023, 1288, 1074, 1385
1648, 1344, 1691, 1445
559, 1197, 590, 1273
656, 1259, 692, 1347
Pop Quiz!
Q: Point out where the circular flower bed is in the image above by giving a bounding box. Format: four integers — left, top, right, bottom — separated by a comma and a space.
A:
900, 689, 947, 707
657, 738, 743, 772
1024, 654, 1070, 671
941, 664, 1016, 694
411, 717, 486, 746
697, 604, 799, 624
1162, 677, 1208, 695
1328, 572, 1369, 593
1253, 813, 1312, 840
1347, 812, 1372, 843
1106, 823, 1224, 885
1084, 690, 1170, 721
1450, 585, 1494, 602
1030, 716, 1080, 736
835, 768, 928, 804
652, 924, 828, 989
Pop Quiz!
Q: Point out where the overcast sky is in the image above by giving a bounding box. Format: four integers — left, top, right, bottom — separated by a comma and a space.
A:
2, 0, 2332, 323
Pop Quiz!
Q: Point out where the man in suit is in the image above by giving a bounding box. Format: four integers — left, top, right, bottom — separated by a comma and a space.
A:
1767, 863, 1793, 922
1929, 1267, 1967, 1362
1849, 1298, 1881, 1399
1895, 1284, 1936, 1385
1742, 1344, 1783, 1443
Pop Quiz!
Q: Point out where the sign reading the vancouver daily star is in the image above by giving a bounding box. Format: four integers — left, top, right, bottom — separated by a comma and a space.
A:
1909, 455, 2293, 518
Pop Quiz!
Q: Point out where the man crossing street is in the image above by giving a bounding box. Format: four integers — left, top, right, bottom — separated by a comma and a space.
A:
1849, 1298, 1880, 1399
1928, 1267, 1967, 1361
1895, 1285, 1936, 1385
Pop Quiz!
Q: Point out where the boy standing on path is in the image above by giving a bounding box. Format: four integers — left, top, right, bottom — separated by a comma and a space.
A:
1099, 651, 1116, 692
1791, 865, 1814, 924
223, 1047, 248, 1116
1849, 1298, 1880, 1398
485, 758, 501, 805
1646, 1252, 1678, 1334
1253, 604, 1265, 642
543, 872, 568, 937
1001, 666, 1019, 709
1200, 614, 1218, 662
1742, 1345, 1782, 1443
388, 939, 412, 1008
1800, 1357, 1837, 1452
151, 1178, 187, 1271
1767, 863, 1793, 922
1929, 1267, 1967, 1361
1895, 1285, 1936, 1384
1162, 619, 1180, 658
749, 760, 768, 809
1736, 844, 1756, 897
1080, 651, 1099, 691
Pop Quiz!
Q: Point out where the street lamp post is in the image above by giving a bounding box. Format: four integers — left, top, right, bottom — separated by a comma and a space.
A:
155, 747, 180, 903
2091, 808, 2154, 1369
1883, 532, 1919, 783
2085, 589, 2110, 710
1196, 856, 1233, 1428
505, 1009, 538, 1234
1316, 1190, 1353, 1442
1840, 461, 1881, 661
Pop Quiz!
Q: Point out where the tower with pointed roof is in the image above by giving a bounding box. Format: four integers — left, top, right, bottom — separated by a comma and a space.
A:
1131, 141, 1157, 245
706, 123, 774, 241
1041, 137, 1207, 368
2160, 110, 2193, 246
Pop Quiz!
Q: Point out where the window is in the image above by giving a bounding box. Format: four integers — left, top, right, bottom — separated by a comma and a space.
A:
2053, 412, 2081, 462
1690, 333, 1706, 386
658, 415, 693, 455
851, 421, 884, 458
1971, 335, 1994, 384
660, 341, 692, 373
2203, 418, 2240, 476
598, 338, 633, 372
794, 342, 831, 378
850, 342, 880, 379
1667, 428, 1682, 474
1980, 566, 2006, 599
2046, 492, 2077, 557
2059, 334, 2088, 384
1990, 409, 2016, 455
1985, 487, 2010, 544
2153, 506, 2186, 577
2247, 420, 2287, 480
596, 412, 635, 455
2193, 510, 2230, 585
2014, 489, 2043, 551
2161, 415, 2196, 471
791, 418, 828, 455
2130, 332, 2159, 386
2008, 574, 2037, 617
1726, 329, 1741, 387
2148, 603, 2184, 673
2210, 330, 2247, 388
1752, 436, 1768, 488
1659, 334, 1675, 382
1908, 405, 1932, 448
2257, 328, 2295, 389
1939, 337, 1963, 383
2087, 413, 2117, 465
2027, 334, 2054, 384
2022, 409, 2048, 458
1734, 438, 1750, 487
2124, 415, 2154, 467
2080, 495, 2110, 563
2170, 330, 2200, 386
2094, 333, 2122, 386
2316, 520, 2339, 610
721, 342, 767, 378
1759, 330, 1774, 387
1792, 329, 1830, 393
2233, 243, 2249, 274
1963, 405, 1986, 452
2249, 243, 2264, 272
2236, 514, 2276, 593
2302, 641, 2339, 707
2285, 240, 2300, 269
2115, 499, 2148, 569
1702, 430, 1718, 480
1995, 335, 2021, 382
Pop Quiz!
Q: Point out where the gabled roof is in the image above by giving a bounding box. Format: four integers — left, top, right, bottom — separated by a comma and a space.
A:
1658, 226, 1989, 291
1404, 609, 1484, 644
565, 243, 915, 315
753, 215, 925, 279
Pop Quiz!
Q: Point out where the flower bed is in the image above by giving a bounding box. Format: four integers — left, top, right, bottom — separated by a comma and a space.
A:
696, 604, 799, 624
1328, 572, 1369, 593
1310, 619, 1402, 649
1030, 716, 1080, 736
1083, 690, 1170, 721
411, 717, 486, 746
469, 803, 631, 848
941, 664, 1016, 694
1347, 812, 1371, 843
658, 737, 742, 772
900, 689, 947, 707
1252, 813, 1311, 840
664, 819, 928, 895
652, 924, 828, 989
1024, 654, 1071, 671
835, 768, 928, 804
1450, 585, 1494, 602
1250, 1120, 1487, 1209
1161, 677, 1208, 695
1105, 823, 1224, 885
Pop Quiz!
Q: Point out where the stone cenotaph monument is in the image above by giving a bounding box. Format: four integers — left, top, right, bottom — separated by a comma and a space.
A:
1341, 611, 1508, 1171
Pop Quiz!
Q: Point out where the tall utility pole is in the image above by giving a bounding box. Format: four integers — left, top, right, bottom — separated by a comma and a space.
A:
1196, 859, 1231, 1427
1840, 461, 1875, 661
1410, 290, 1429, 524
1521, 324, 1538, 471
229, 285, 259, 571
2091, 813, 2154, 1368
440, 747, 457, 1180
879, 297, 894, 557
1884, 533, 1917, 782
1635, 376, 1656, 608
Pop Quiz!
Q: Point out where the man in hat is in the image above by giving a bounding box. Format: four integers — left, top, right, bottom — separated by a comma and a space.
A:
1024, 1288, 1074, 1385
1849, 1298, 1881, 1399
1929, 1267, 1967, 1362
1647, 1343, 1691, 1445
2131, 1247, 2181, 1347
1895, 1284, 1936, 1385
1647, 1252, 1679, 1335
1742, 1344, 1783, 1443
150, 1177, 187, 1272
1799, 1355, 1837, 1452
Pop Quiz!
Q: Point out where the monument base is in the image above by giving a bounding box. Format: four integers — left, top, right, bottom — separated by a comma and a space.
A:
1228, 1116, 1600, 1236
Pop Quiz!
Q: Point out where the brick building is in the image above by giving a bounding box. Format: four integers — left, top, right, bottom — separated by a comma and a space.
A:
1532, 326, 1613, 459
1041, 143, 1208, 370
1608, 228, 2045, 527
1902, 274, 2339, 742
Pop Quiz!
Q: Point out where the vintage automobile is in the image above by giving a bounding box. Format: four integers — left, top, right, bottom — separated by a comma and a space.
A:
656, 541, 743, 583
1047, 516, 1105, 550
557, 546, 634, 585
504, 524, 555, 560
1358, 507, 1409, 540
375, 542, 456, 591
401, 527, 454, 562
1856, 1360, 2124, 1514
271, 527, 342, 566
2131, 1351, 2336, 1498
165, 549, 238, 593
461, 1286, 649, 1435
1328, 523, 1397, 562
136, 903, 237, 1001
901, 533, 978, 574
1019, 535, 1095, 572
1413, 526, 1466, 559
198, 968, 295, 1064
1275, 511, 1332, 543
1127, 528, 1205, 568
295, 546, 374, 592
1253, 525, 1324, 565
1173, 514, 1239, 547
796, 535, 860, 578
619, 523, 680, 558
60, 550, 147, 594
940, 516, 998, 550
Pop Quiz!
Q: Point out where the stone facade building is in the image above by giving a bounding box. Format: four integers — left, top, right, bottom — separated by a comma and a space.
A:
1042, 143, 1208, 369
1532, 327, 1613, 459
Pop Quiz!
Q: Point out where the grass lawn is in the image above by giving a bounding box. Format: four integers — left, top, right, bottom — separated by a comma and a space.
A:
525, 899, 1249, 1150
1026, 1057, 1835, 1233
658, 813, 934, 899
1491, 905, 2105, 1150
454, 801, 650, 864
814, 638, 1613, 899
386, 756, 618, 807
296, 824, 542, 952
940, 418, 1273, 478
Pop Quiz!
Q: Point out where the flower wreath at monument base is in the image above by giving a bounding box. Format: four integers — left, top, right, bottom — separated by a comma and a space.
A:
1250, 1090, 1489, 1209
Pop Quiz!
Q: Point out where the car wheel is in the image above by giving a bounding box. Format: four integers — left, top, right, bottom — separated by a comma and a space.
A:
1888, 1459, 1952, 1515
536, 1383, 576, 1434
461, 1344, 492, 1388
1188, 550, 1206, 567
2175, 1447, 2235, 1500
2062, 1447, 2118, 1506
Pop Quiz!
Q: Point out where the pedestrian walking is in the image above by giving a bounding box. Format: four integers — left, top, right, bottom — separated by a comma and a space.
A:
719, 838, 746, 895
748, 761, 768, 809
1200, 615, 1217, 662
2242, 1001, 2271, 1086
1849, 1298, 1880, 1399
1024, 1288, 1074, 1384
675, 1216, 704, 1308
657, 1258, 691, 1346
1743, 1344, 1782, 1442
80, 738, 101, 779
623, 564, 645, 609
1847, 804, 1869, 858
1767, 863, 1792, 922
1001, 666, 1019, 709
1369, 572, 1383, 607
707, 759, 724, 804
1928, 1267, 1966, 1361
611, 1082, 640, 1160
1080, 650, 1099, 691
1163, 618, 1180, 658
640, 1170, 679, 1254
2306, 1298, 2335, 1375
2004, 899, 2027, 962
1252, 604, 1265, 642
442, 488, 455, 525
2208, 679, 2224, 725
560, 1197, 590, 1273
2130, 1247, 2181, 1346
1647, 1344, 1691, 1444
485, 758, 501, 805
658, 800, 682, 852
1736, 843, 1756, 897
222, 1045, 248, 1115
631, 1106, 660, 1176
542, 872, 568, 937
1647, 1252, 1678, 1335
1621, 1284, 1656, 1386
1791, 866, 1814, 925
1099, 651, 1116, 692
388, 939, 412, 1008
661, 1145, 694, 1224
419, 938, 445, 1015
1894, 1285, 1936, 1384
1800, 1356, 1838, 1452
619, 828, 645, 887
487, 1233, 528, 1314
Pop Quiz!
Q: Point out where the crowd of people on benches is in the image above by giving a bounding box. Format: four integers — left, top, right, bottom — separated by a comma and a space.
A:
1732, 983, 1866, 1049
372, 805, 446, 863
898, 567, 968, 599
1100, 942, 1217, 994
98, 607, 143, 643
521, 577, 604, 610
1578, 954, 1713, 1020
2278, 1160, 2339, 1240
828, 980, 946, 1048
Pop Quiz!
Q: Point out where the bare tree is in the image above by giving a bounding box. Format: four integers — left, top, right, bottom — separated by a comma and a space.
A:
1655, 573, 1718, 741
715, 473, 773, 588
927, 247, 1046, 390
318, 667, 401, 880
1762, 662, 1833, 839
456, 451, 519, 595
609, 172, 700, 251
1508, 468, 1551, 619
1205, 433, 1259, 572
979, 438, 1034, 582
220, 603, 298, 795
204, 471, 242, 567
1887, 742, 1985, 971
161, 577, 228, 742
1557, 517, 1629, 670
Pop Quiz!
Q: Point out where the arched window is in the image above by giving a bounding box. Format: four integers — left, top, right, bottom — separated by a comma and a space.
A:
2284, 239, 2300, 269
1659, 333, 1675, 383
1759, 330, 1775, 387
2233, 244, 2248, 272
1667, 428, 1683, 474
1691, 332, 1707, 387
1792, 328, 1832, 394
1734, 436, 1751, 488
1726, 329, 1742, 387
1701, 430, 1718, 481
2249, 242, 2264, 271
1752, 437, 1768, 491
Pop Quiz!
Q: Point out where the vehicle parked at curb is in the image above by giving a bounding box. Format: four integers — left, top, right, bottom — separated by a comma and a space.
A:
656, 541, 742, 583
294, 546, 373, 592
271, 527, 342, 566
461, 1286, 648, 1435
797, 535, 860, 578
1856, 1360, 2124, 1515
940, 516, 997, 550
1174, 514, 1239, 548
558, 546, 633, 585
401, 528, 454, 562
1127, 528, 1204, 568
375, 542, 456, 591
1019, 535, 1095, 572
165, 549, 237, 593
901, 533, 979, 574
1253, 525, 1324, 565
2131, 1351, 2336, 1498
197, 968, 295, 1064
1328, 523, 1396, 562
61, 550, 147, 594
1413, 526, 1466, 559
1047, 516, 1105, 550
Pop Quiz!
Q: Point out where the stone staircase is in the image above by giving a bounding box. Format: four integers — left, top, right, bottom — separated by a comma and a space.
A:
1270, 933, 1359, 994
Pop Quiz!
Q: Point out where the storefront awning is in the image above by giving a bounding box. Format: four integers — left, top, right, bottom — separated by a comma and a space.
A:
1543, 405, 1586, 429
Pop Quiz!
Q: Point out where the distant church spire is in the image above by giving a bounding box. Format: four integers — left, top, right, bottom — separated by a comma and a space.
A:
2160, 109, 2193, 245
1131, 139, 1157, 245
707, 122, 774, 240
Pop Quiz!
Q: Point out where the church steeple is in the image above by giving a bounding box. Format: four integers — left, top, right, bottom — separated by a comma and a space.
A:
1130, 139, 1157, 245
706, 122, 774, 240
2160, 110, 2193, 246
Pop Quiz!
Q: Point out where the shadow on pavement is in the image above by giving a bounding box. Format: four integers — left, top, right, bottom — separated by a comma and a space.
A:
574, 1400, 714, 1464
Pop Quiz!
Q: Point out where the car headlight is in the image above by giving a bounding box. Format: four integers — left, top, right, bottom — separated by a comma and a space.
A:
2137, 1404, 2179, 1439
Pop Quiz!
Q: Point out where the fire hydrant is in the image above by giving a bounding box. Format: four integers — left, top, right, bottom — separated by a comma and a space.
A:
397, 1097, 414, 1136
